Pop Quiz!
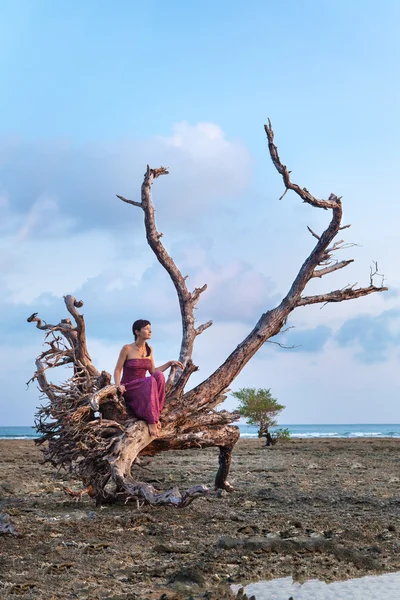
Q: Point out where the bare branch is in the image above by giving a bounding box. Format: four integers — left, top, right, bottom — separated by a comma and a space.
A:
27, 313, 49, 330
195, 320, 213, 336
191, 284, 208, 306
87, 384, 121, 411
27, 313, 76, 335
122, 480, 209, 508
280, 325, 295, 334
264, 325, 299, 349
325, 240, 360, 253
150, 165, 169, 178
307, 226, 320, 240
370, 261, 385, 287
165, 364, 178, 395
64, 295, 99, 377
312, 259, 354, 278
298, 285, 388, 307
33, 358, 55, 400
266, 340, 301, 350
264, 120, 340, 210
116, 194, 142, 208
166, 359, 199, 403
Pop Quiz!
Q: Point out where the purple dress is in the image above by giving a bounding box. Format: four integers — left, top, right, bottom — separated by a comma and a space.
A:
121, 358, 165, 425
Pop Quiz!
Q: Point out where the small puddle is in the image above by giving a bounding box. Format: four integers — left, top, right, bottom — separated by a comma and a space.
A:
233, 572, 400, 599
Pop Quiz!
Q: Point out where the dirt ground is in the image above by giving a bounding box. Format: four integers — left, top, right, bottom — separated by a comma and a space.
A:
0, 438, 399, 600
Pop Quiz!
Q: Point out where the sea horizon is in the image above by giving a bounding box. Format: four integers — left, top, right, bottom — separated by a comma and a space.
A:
1, 423, 400, 440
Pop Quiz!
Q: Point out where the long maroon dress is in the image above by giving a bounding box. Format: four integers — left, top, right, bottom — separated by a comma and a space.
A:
121, 358, 165, 424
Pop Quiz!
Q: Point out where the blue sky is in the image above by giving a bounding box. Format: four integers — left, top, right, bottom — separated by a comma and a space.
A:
1, 1, 399, 425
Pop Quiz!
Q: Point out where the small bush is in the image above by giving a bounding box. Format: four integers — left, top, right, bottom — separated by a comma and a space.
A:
273, 427, 291, 442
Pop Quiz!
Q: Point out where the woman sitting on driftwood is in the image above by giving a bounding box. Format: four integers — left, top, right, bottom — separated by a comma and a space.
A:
114, 320, 183, 437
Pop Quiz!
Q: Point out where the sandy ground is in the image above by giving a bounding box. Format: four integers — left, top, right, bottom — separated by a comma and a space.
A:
0, 438, 399, 600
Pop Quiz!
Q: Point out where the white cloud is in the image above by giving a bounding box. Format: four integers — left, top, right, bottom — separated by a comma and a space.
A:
0, 121, 251, 237
17, 194, 75, 240
0, 230, 126, 304
161, 121, 248, 164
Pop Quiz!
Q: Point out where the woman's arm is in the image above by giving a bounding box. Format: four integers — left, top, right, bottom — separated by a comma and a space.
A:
149, 347, 183, 374
114, 345, 129, 386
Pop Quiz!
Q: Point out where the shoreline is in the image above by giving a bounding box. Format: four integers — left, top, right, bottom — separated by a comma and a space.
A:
1, 437, 399, 599
2, 422, 400, 443
1, 434, 400, 441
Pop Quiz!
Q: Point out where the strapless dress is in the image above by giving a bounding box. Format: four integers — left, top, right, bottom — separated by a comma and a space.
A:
121, 358, 165, 425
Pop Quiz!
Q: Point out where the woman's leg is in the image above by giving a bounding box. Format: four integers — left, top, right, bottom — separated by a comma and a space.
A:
124, 374, 165, 437
151, 371, 165, 431
124, 383, 159, 436
152, 371, 166, 413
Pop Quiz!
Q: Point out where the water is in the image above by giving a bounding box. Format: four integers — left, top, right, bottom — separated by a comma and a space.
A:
239, 422, 400, 439
0, 426, 36, 439
233, 572, 400, 599
1, 424, 400, 439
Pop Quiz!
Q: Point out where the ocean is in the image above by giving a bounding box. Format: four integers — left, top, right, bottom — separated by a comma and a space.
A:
1, 423, 399, 439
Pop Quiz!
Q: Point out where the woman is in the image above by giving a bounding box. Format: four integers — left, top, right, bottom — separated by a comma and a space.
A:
114, 320, 183, 437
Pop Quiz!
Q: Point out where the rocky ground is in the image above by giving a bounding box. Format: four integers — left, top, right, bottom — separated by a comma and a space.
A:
0, 438, 399, 600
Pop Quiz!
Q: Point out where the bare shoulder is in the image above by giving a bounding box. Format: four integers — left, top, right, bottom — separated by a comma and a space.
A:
120, 344, 132, 355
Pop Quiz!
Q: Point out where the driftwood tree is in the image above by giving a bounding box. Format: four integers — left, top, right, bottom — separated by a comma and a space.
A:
28, 121, 387, 507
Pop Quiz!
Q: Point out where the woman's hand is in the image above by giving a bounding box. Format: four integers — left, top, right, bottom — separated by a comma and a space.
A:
118, 384, 126, 393
169, 360, 184, 369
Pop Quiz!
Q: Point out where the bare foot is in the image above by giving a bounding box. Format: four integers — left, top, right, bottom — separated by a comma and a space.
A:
148, 423, 159, 437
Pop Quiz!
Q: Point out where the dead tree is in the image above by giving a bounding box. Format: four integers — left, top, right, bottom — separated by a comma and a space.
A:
28, 121, 387, 507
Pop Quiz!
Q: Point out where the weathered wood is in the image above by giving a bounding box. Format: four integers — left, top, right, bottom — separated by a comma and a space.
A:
29, 121, 387, 507
215, 445, 236, 492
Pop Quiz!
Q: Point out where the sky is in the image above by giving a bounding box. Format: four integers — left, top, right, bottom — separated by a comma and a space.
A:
1, 0, 399, 426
